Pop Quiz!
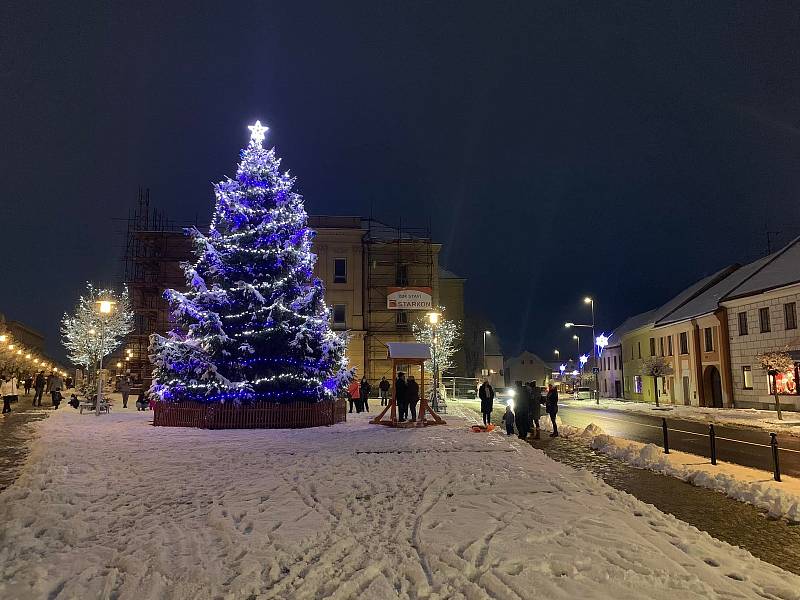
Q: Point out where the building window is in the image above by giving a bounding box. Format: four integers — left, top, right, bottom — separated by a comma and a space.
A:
759, 307, 771, 333
603, 380, 608, 393
742, 366, 753, 390
738, 312, 748, 336
396, 264, 409, 286
649, 338, 655, 357
333, 258, 347, 284
332, 304, 346, 329
637, 342, 641, 359
679, 332, 688, 355
667, 336, 673, 356
785, 302, 797, 330
704, 327, 713, 352
613, 355, 618, 370
395, 311, 408, 328
634, 375, 643, 394
659, 337, 664, 356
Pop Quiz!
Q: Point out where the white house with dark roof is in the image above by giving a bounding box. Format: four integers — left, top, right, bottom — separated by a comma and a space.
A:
721, 237, 800, 410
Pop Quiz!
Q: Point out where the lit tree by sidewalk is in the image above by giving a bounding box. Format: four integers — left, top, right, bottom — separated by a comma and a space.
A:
412, 309, 462, 375
757, 350, 795, 421
641, 356, 674, 407
61, 283, 133, 388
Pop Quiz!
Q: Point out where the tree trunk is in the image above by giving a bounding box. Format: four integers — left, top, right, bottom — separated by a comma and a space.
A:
654, 376, 660, 407
774, 392, 783, 421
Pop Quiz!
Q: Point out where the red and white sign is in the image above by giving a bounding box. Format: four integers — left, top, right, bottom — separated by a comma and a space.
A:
387, 287, 433, 310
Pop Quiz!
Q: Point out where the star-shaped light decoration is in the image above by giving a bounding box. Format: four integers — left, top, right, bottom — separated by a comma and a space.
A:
248, 120, 269, 146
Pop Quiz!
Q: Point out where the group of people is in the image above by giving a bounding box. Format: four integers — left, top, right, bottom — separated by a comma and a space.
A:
479, 379, 559, 439
2, 370, 66, 414
344, 373, 420, 422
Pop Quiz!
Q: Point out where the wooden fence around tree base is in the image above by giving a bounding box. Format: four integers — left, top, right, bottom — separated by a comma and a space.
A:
153, 399, 347, 429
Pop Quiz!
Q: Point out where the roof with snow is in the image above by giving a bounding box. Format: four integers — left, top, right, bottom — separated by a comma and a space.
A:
655, 256, 772, 325
723, 236, 800, 300
386, 342, 431, 361
608, 309, 658, 345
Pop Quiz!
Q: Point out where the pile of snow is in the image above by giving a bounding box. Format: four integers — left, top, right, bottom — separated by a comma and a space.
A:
589, 434, 800, 523
1, 407, 799, 599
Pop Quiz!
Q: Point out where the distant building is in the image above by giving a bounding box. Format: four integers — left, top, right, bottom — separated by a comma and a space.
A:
504, 351, 551, 387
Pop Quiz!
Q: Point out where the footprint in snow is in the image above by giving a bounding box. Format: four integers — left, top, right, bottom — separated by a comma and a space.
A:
704, 558, 720, 567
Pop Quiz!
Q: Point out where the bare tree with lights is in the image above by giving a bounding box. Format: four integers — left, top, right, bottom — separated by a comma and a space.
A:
641, 356, 674, 408
61, 283, 133, 392
412, 309, 462, 376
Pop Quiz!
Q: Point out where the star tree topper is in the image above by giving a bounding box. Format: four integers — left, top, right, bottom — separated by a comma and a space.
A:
248, 120, 269, 146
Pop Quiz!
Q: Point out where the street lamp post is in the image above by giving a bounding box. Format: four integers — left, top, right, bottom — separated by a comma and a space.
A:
95, 300, 115, 416
428, 312, 442, 413
584, 297, 598, 403
482, 330, 491, 376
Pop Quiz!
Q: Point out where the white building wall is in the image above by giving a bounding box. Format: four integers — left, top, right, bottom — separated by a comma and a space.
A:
725, 285, 800, 410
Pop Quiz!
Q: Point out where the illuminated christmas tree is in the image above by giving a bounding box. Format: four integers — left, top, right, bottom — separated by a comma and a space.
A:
150, 121, 351, 404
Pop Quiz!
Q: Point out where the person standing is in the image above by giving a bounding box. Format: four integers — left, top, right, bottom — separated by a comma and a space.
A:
379, 376, 390, 406
32, 371, 45, 407
513, 381, 530, 439
49, 372, 64, 409
23, 376, 32, 396
528, 381, 543, 440
503, 405, 515, 436
359, 376, 371, 413
119, 372, 132, 409
478, 379, 495, 426
2, 374, 18, 414
395, 372, 408, 422
545, 383, 559, 437
347, 379, 361, 413
406, 375, 420, 421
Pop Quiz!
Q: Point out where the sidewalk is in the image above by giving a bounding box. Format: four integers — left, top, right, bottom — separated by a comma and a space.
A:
562, 397, 800, 437
2, 406, 800, 599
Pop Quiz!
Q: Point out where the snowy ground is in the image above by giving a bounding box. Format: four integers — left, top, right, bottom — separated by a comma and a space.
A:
2, 407, 800, 599
562, 397, 800, 436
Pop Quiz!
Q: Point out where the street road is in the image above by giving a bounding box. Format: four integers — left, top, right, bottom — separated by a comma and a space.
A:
557, 404, 800, 478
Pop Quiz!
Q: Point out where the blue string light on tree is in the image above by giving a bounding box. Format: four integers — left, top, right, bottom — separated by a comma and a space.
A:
149, 120, 353, 404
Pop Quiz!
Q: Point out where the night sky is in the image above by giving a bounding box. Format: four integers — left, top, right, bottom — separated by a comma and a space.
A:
3, 2, 800, 363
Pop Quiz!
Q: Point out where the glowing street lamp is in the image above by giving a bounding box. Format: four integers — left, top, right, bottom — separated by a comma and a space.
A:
483, 330, 492, 374
94, 299, 117, 416
554, 349, 560, 358
0, 334, 6, 342
427, 311, 443, 414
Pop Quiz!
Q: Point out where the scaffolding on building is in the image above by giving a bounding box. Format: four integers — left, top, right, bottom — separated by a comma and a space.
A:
121, 189, 199, 388
362, 217, 436, 384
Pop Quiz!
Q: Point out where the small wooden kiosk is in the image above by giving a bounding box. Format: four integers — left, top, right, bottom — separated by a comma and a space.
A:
370, 342, 446, 427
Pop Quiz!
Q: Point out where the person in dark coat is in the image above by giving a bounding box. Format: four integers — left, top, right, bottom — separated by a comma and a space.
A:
545, 383, 559, 437
379, 376, 390, 406
528, 381, 544, 440
513, 381, 530, 439
23, 376, 32, 396
503, 405, 515, 435
32, 371, 45, 407
478, 380, 495, 426
406, 375, 420, 421
395, 372, 408, 421
359, 377, 371, 413
119, 372, 132, 409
